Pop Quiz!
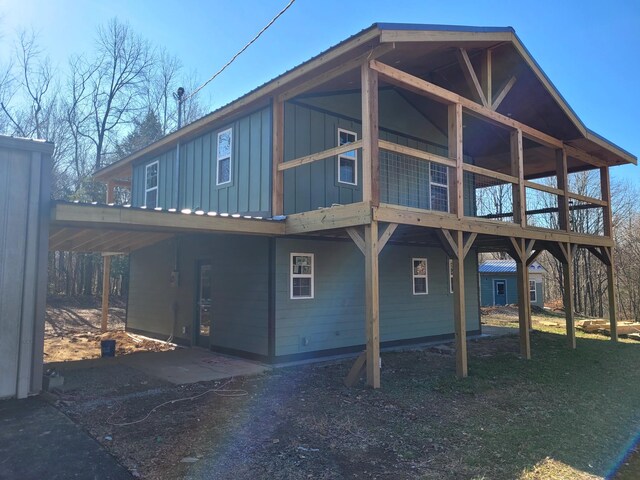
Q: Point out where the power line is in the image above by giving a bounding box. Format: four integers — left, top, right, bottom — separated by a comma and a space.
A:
184, 0, 296, 101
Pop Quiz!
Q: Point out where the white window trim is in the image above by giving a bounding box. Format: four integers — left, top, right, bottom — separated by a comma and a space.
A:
144, 161, 159, 208
216, 127, 233, 186
290, 253, 314, 300
412, 257, 428, 295
337, 128, 358, 186
429, 163, 450, 213
529, 279, 537, 303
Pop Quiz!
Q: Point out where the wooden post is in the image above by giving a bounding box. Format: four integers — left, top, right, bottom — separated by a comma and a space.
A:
272, 96, 284, 216
452, 230, 467, 378
361, 62, 379, 206
562, 243, 576, 349
514, 239, 531, 359
510, 129, 525, 227
101, 254, 111, 333
600, 166, 612, 237
448, 103, 463, 217
364, 220, 380, 388
606, 247, 618, 342
556, 149, 570, 232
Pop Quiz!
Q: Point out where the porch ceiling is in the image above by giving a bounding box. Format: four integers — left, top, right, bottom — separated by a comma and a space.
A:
49, 201, 285, 253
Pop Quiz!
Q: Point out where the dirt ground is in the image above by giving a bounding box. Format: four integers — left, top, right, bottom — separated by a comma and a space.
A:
45, 296, 174, 363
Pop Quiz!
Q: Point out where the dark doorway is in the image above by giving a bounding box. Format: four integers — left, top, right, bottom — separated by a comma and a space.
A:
196, 263, 213, 348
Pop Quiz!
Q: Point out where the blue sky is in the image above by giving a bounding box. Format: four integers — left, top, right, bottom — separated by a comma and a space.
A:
1, 0, 638, 182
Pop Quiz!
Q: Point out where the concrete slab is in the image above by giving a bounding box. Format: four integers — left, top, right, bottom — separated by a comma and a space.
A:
481, 325, 520, 337
115, 348, 270, 385
0, 396, 132, 479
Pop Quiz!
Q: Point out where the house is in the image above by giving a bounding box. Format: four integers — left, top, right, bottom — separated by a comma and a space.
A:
48, 23, 636, 389
479, 259, 545, 308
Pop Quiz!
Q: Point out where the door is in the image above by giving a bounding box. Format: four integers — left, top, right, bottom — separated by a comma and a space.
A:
494, 279, 507, 306
196, 263, 213, 348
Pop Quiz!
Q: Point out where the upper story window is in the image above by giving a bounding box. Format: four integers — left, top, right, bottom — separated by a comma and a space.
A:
216, 128, 232, 185
430, 163, 449, 212
145, 161, 158, 208
291, 253, 314, 299
412, 258, 428, 295
337, 128, 357, 185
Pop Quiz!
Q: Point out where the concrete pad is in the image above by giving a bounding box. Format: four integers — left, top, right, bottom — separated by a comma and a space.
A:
0, 397, 131, 479
482, 325, 520, 337
118, 348, 270, 385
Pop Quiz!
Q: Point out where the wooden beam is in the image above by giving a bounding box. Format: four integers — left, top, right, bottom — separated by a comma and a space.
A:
564, 144, 608, 168
562, 242, 576, 349
463, 163, 519, 185
52, 202, 286, 236
567, 192, 607, 207
491, 75, 517, 111
346, 227, 365, 255
452, 230, 468, 378
272, 97, 284, 216
526, 249, 544, 267
523, 180, 563, 197
377, 223, 398, 254
101, 255, 111, 332
379, 140, 456, 169
362, 62, 380, 206
369, 60, 564, 150
448, 103, 463, 218
373, 204, 615, 248
606, 247, 618, 342
281, 44, 395, 101
511, 129, 526, 228
364, 220, 381, 388
480, 49, 492, 107
278, 140, 363, 171
515, 238, 531, 359
456, 48, 488, 107
586, 246, 609, 266
556, 149, 570, 232
285, 202, 371, 234
344, 352, 366, 387
463, 232, 477, 258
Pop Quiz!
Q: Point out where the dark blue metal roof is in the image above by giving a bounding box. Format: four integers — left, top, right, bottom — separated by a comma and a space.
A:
479, 260, 546, 274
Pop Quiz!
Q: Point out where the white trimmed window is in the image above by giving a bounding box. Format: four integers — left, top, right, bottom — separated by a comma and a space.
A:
145, 161, 158, 208
529, 279, 537, 302
291, 253, 314, 299
412, 258, 428, 295
216, 128, 232, 185
430, 163, 449, 212
449, 259, 454, 294
337, 128, 357, 185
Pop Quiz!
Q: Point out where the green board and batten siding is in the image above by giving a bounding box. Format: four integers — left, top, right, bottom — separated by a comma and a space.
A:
128, 234, 270, 355
131, 107, 271, 216
275, 238, 480, 357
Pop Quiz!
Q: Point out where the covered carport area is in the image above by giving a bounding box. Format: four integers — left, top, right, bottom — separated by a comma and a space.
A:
48, 200, 285, 333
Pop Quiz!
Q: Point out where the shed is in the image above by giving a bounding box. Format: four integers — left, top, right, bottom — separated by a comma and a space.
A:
0, 136, 53, 399
479, 259, 545, 308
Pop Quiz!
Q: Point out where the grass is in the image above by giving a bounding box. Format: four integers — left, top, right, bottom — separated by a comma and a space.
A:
54, 316, 640, 479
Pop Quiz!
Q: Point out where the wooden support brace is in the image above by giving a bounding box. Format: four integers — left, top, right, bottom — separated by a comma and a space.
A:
463, 233, 477, 258
344, 352, 366, 387
526, 249, 544, 267
346, 227, 366, 255
377, 223, 398, 254
456, 48, 488, 107
491, 76, 517, 110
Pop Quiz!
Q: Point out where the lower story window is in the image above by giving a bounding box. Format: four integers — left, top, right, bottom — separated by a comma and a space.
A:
291, 253, 314, 299
529, 279, 537, 302
412, 258, 428, 295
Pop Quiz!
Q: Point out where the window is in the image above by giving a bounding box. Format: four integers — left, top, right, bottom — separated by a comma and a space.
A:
145, 161, 158, 208
430, 163, 449, 212
216, 128, 232, 185
449, 259, 454, 294
412, 258, 428, 295
337, 128, 357, 185
291, 253, 314, 299
529, 280, 537, 302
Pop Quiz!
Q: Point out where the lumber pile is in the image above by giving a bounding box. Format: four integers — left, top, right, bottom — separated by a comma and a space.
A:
576, 320, 640, 337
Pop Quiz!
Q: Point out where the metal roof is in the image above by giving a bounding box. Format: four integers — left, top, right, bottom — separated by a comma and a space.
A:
479, 259, 546, 274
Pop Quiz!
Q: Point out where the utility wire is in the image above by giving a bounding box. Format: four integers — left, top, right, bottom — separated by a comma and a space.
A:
184, 0, 296, 101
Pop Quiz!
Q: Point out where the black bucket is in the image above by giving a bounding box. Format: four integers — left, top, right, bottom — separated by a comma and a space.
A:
101, 339, 116, 357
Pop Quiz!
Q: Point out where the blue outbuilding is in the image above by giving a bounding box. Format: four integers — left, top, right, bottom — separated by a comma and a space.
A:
479, 260, 545, 308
